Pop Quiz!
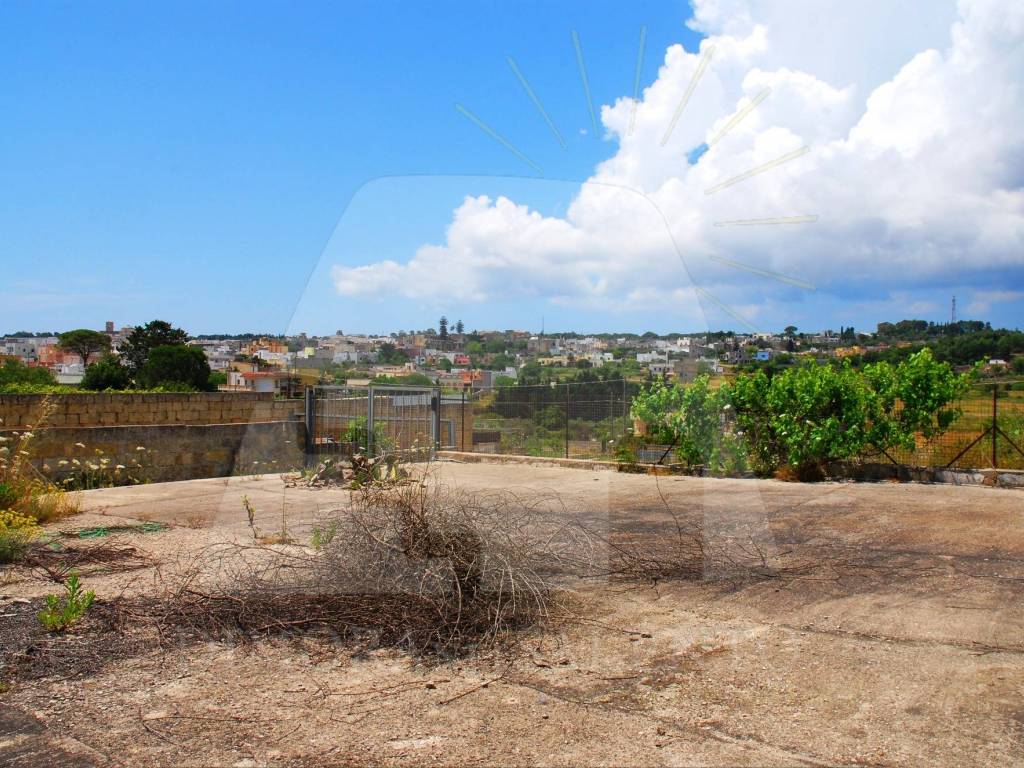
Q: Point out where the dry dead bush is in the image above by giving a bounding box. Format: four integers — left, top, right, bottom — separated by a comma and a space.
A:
116, 479, 591, 656
183, 513, 211, 529
309, 481, 591, 650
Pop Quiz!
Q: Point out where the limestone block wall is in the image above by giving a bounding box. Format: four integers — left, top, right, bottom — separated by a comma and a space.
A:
0, 392, 303, 430
0, 392, 306, 483
1, 421, 306, 484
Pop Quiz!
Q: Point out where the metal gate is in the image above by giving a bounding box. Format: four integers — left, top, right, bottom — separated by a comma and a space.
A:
304, 385, 451, 459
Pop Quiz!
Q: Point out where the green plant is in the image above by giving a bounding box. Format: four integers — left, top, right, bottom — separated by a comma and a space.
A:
0, 359, 58, 392
37, 573, 95, 632
343, 417, 393, 453
81, 354, 132, 391
630, 349, 972, 478
136, 344, 213, 391
631, 376, 736, 470
0, 509, 42, 563
310, 520, 340, 549
52, 445, 152, 490
1, 404, 80, 522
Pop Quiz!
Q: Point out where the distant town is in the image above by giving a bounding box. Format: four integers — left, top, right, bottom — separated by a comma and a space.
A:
2, 316, 1021, 396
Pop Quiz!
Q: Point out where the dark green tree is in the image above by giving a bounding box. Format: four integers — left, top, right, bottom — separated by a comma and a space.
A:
81, 354, 132, 391
57, 329, 110, 366
454, 319, 464, 335
136, 345, 213, 391
119, 320, 189, 374
438, 316, 449, 341
377, 342, 409, 365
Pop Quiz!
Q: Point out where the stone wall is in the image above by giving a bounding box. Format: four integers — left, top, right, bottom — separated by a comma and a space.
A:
0, 392, 303, 429
2, 421, 306, 484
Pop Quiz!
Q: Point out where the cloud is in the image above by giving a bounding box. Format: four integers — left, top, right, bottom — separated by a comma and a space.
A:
334, 0, 1024, 328
966, 288, 1024, 315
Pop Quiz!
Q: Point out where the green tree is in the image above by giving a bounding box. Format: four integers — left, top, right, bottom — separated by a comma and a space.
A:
438, 316, 449, 341
136, 345, 213, 391
57, 329, 110, 366
377, 342, 408, 365
119, 320, 188, 374
454, 319, 464, 335
81, 354, 132, 391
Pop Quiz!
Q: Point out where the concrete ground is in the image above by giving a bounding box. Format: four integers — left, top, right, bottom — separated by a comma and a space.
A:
2, 462, 1023, 766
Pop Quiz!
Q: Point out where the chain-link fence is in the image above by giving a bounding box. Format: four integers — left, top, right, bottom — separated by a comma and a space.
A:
467, 379, 639, 460
462, 378, 1024, 470
876, 380, 1024, 470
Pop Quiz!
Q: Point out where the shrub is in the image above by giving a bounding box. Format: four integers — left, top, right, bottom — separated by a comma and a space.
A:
0, 359, 57, 392
729, 361, 881, 476
0, 509, 42, 563
630, 349, 972, 478
343, 417, 393, 454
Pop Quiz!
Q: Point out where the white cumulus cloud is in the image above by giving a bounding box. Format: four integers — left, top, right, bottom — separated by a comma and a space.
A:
334, 0, 1024, 328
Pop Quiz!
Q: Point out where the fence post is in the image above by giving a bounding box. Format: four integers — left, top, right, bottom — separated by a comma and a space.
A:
992, 384, 998, 469
303, 386, 315, 456
564, 383, 570, 459
431, 388, 441, 457
461, 390, 466, 452
367, 385, 375, 456
622, 378, 627, 448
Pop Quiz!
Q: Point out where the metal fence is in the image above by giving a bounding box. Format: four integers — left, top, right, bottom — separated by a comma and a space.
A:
305, 385, 464, 459
467, 379, 639, 460
463, 378, 1024, 470
304, 379, 1023, 471
878, 380, 1024, 470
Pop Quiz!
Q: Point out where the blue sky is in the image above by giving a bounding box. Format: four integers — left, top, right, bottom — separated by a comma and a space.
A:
1, 1, 1021, 336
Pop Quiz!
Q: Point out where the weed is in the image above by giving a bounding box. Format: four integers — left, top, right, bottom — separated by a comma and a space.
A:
37, 573, 95, 632
0, 403, 80, 524
0, 509, 42, 563
310, 520, 340, 549
184, 513, 211, 529
243, 495, 293, 545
